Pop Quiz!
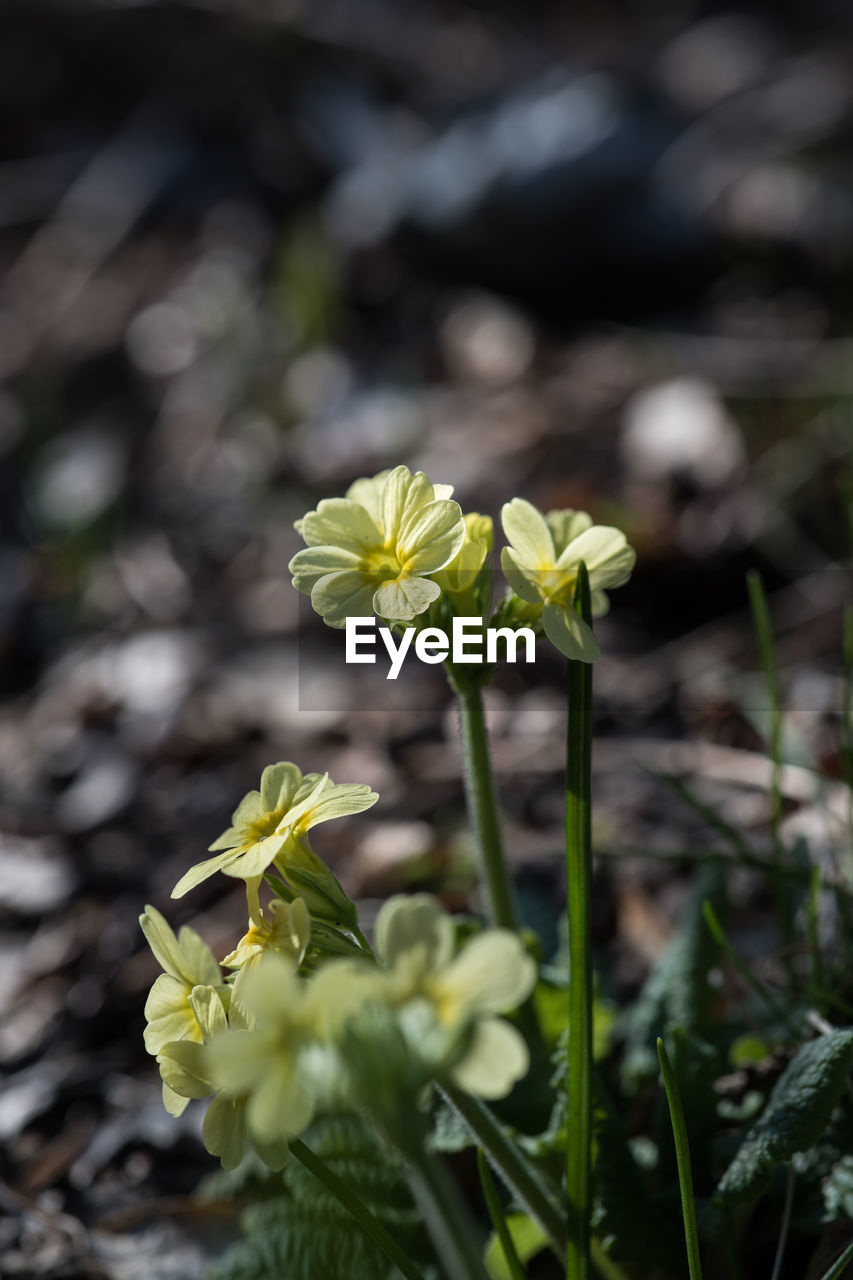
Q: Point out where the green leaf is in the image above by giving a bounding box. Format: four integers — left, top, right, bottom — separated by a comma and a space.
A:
591, 1072, 663, 1270
716, 1031, 853, 1205
484, 1214, 548, 1279
212, 1114, 425, 1280
621, 863, 727, 1087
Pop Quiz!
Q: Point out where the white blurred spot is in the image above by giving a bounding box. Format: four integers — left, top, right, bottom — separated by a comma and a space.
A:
441, 294, 534, 386
31, 428, 125, 529
126, 302, 197, 377
622, 378, 745, 488
284, 348, 352, 417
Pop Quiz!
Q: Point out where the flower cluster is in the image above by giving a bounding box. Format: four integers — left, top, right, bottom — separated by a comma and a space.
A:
141, 764, 536, 1170
289, 465, 634, 662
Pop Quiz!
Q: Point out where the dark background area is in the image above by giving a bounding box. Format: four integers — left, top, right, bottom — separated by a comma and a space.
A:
0, 1, 852, 1275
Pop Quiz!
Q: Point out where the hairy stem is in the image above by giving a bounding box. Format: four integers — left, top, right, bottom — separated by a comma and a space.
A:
566, 563, 594, 1280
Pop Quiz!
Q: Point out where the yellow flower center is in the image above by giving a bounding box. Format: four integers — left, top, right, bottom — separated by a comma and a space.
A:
364, 547, 404, 579
538, 564, 577, 605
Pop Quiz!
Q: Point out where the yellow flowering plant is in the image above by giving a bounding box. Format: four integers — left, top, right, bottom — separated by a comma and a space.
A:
140, 472, 642, 1280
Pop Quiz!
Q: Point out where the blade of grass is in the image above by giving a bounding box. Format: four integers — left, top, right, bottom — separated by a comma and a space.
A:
807, 863, 824, 1009
769, 1164, 795, 1280
816, 1237, 853, 1280
843, 604, 853, 875
702, 900, 799, 1036
652, 770, 757, 865
566, 563, 594, 1280
657, 1037, 703, 1280
289, 1139, 427, 1280
440, 1086, 566, 1260
477, 1148, 526, 1280
747, 570, 795, 971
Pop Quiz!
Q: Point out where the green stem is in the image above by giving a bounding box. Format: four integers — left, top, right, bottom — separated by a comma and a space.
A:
456, 681, 519, 931
477, 1148, 526, 1280
289, 1138, 427, 1280
656, 1038, 703, 1280
440, 1084, 567, 1260
566, 563, 594, 1280
406, 1147, 490, 1280
746, 570, 794, 969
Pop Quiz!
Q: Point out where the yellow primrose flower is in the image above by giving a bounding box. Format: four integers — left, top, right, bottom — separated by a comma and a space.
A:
500, 498, 635, 662
156, 985, 290, 1170
289, 464, 466, 625
431, 512, 493, 603
222, 894, 311, 1010
140, 904, 225, 1055
205, 954, 372, 1153
172, 761, 377, 898
375, 894, 537, 1099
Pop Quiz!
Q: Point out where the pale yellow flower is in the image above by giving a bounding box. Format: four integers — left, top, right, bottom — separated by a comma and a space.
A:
222, 894, 311, 1011
375, 894, 536, 1099
172, 761, 377, 898
140, 905, 224, 1050
205, 954, 371, 1153
500, 498, 635, 662
289, 464, 466, 625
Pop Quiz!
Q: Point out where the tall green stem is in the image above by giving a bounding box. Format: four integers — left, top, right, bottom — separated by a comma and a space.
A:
290, 1138, 426, 1280
441, 1084, 567, 1260
566, 563, 594, 1280
406, 1147, 490, 1280
456, 681, 519, 931
656, 1039, 703, 1280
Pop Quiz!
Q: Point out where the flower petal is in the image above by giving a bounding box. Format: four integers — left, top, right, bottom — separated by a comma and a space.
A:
440, 931, 536, 1015
206, 1028, 268, 1095
144, 974, 198, 1054
544, 509, 592, 556
189, 985, 228, 1041
298, 498, 383, 554
157, 1040, 213, 1098
203, 1096, 248, 1170
500, 548, 543, 604
372, 575, 440, 621
231, 791, 266, 827
380, 466, 431, 541
555, 525, 636, 590
172, 851, 237, 899
297, 783, 379, 831
221, 833, 288, 881
542, 603, 600, 662
311, 570, 377, 628
251, 1127, 291, 1172
139, 905, 189, 981
345, 472, 390, 529
175, 926, 221, 988
248, 1061, 315, 1140
289, 545, 363, 595
162, 1083, 189, 1116
501, 498, 555, 567
260, 761, 303, 814
397, 500, 466, 572
450, 1017, 530, 1099
375, 894, 455, 972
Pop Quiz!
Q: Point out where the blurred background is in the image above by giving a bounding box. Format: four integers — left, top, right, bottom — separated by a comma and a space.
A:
1, 0, 852, 1275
